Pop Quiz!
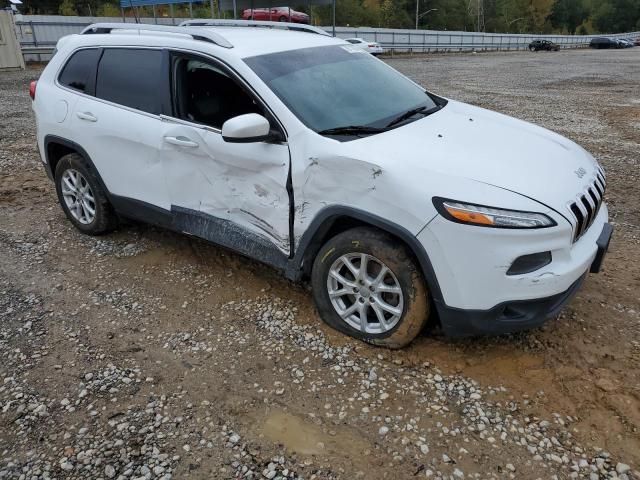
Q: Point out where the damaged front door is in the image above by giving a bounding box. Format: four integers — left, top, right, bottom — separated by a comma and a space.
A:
160, 53, 291, 268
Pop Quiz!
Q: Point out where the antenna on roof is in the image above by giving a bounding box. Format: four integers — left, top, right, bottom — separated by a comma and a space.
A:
129, 0, 140, 24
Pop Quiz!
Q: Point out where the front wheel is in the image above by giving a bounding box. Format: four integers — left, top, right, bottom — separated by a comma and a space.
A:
311, 227, 429, 349
278, 15, 287, 22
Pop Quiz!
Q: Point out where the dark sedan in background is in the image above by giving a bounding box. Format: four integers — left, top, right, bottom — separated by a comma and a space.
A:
589, 37, 634, 49
529, 39, 560, 51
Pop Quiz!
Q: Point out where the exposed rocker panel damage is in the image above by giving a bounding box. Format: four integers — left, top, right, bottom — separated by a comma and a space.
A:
172, 206, 288, 270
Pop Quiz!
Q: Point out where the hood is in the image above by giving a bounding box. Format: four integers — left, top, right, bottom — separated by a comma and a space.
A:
344, 100, 602, 216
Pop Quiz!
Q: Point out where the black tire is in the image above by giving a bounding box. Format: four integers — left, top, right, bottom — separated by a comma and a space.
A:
279, 15, 287, 22
54, 153, 118, 235
311, 227, 429, 349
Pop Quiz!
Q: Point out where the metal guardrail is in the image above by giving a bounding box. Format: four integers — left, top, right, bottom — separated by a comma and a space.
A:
14, 17, 640, 60
333, 28, 637, 53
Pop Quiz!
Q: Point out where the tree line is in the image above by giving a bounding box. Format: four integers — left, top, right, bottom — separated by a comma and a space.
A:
18, 0, 640, 34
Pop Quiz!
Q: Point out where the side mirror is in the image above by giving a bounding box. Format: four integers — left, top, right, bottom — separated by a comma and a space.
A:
221, 113, 273, 143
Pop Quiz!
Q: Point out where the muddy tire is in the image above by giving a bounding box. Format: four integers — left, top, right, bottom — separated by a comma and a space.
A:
311, 227, 429, 349
54, 153, 118, 235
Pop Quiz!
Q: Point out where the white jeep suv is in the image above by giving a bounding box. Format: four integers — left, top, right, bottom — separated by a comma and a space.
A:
31, 22, 612, 348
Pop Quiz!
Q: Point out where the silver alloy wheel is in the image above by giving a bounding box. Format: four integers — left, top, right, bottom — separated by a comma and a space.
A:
327, 253, 404, 334
60, 169, 96, 225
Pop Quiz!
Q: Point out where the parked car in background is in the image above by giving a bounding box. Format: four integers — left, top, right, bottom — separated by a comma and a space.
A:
344, 38, 384, 55
528, 39, 560, 51
242, 7, 309, 24
634, 37, 640, 46
589, 37, 620, 49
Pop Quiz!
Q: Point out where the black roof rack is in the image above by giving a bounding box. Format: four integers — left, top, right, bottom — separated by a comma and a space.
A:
179, 19, 330, 37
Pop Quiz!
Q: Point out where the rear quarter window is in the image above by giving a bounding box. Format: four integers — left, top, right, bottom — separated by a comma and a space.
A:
58, 48, 101, 93
95, 48, 165, 115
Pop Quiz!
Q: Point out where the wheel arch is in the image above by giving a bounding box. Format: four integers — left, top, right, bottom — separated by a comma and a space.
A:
285, 206, 445, 307
44, 135, 112, 199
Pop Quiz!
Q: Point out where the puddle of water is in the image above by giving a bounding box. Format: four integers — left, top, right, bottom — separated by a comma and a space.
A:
259, 410, 372, 460
261, 411, 329, 455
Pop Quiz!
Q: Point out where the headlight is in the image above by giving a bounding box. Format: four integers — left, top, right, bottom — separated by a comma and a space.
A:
433, 197, 556, 229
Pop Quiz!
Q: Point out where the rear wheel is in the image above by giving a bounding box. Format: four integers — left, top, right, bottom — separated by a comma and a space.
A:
311, 227, 429, 349
279, 15, 287, 21
54, 153, 118, 235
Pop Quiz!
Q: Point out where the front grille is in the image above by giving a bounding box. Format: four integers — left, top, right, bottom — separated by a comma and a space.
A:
568, 167, 606, 242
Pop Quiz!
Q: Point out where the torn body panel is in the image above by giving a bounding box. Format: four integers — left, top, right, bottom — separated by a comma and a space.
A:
159, 120, 291, 255
289, 132, 434, 251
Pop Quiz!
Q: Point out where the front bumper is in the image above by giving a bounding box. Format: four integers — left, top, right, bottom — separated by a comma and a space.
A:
433, 221, 613, 336
418, 204, 609, 310
438, 272, 586, 336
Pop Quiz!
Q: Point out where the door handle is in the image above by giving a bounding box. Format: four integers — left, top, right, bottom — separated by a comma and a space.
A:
76, 111, 97, 122
164, 136, 199, 148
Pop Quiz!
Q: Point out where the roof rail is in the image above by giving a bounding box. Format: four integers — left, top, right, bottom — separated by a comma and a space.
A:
179, 19, 331, 37
81, 23, 234, 49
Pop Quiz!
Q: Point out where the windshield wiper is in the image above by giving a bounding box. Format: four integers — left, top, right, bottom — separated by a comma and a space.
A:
385, 104, 441, 128
317, 125, 387, 136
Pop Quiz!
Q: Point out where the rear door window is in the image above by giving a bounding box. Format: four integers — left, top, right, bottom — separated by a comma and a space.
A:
58, 48, 101, 94
95, 48, 166, 115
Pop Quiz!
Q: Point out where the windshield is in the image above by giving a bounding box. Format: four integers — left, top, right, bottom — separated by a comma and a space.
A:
244, 45, 439, 134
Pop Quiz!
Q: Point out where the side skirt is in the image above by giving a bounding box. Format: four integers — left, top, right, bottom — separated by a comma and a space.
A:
110, 195, 289, 271
172, 206, 288, 271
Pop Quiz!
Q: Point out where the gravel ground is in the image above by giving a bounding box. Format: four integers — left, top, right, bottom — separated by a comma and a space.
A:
0, 48, 639, 480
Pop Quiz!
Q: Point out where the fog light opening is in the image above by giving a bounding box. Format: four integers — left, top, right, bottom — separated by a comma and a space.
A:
506, 251, 552, 276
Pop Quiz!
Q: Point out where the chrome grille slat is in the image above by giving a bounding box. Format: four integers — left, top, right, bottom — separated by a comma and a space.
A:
577, 198, 591, 237
594, 180, 604, 197
584, 192, 596, 210
568, 171, 606, 242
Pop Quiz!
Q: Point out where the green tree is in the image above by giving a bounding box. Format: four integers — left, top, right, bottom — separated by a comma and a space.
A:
58, 0, 78, 15
550, 0, 587, 33
419, 0, 472, 31
96, 1, 120, 16
593, 0, 640, 33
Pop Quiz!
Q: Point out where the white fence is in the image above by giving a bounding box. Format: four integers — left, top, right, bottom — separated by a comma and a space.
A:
14, 14, 640, 62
